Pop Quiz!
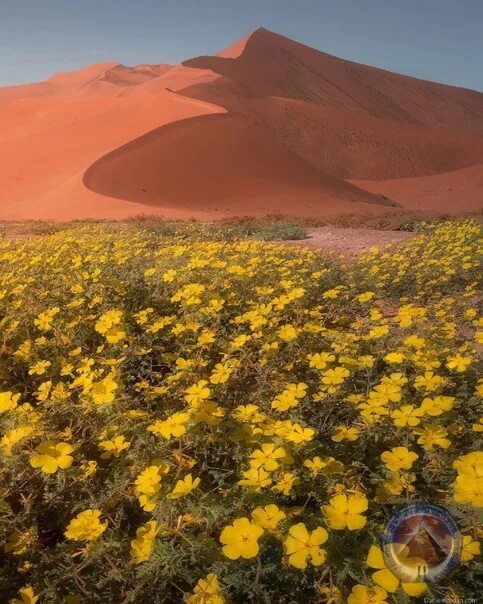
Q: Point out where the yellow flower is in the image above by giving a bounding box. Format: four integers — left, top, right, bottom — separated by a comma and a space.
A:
277, 324, 299, 342
197, 330, 216, 347
249, 443, 287, 471
219, 517, 263, 559
80, 460, 97, 478
187, 574, 225, 604
318, 585, 342, 603
348, 584, 388, 604
184, 380, 211, 406
453, 451, 483, 478
420, 396, 454, 416
380, 447, 418, 472
370, 382, 401, 404
366, 545, 426, 596
210, 363, 232, 384
99, 435, 130, 458
148, 412, 190, 439
391, 405, 424, 427
414, 371, 445, 392
322, 367, 350, 385
4, 530, 33, 555
29, 441, 74, 474
134, 460, 169, 511
64, 509, 107, 541
0, 391, 21, 413
446, 353, 472, 372
9, 586, 38, 604
304, 456, 343, 476
284, 522, 328, 569
90, 375, 118, 405
95, 310, 124, 343
1, 425, 34, 455
461, 535, 480, 562
282, 422, 315, 443
28, 360, 51, 376
453, 451, 483, 507
307, 352, 336, 369
271, 472, 299, 495
358, 291, 375, 303
332, 426, 360, 442
238, 468, 272, 491
404, 335, 425, 349
162, 269, 177, 282
415, 424, 451, 450
251, 504, 286, 530
272, 383, 307, 411
322, 493, 368, 530
384, 352, 404, 364
130, 520, 157, 564
168, 474, 200, 499
232, 404, 265, 423
472, 418, 483, 432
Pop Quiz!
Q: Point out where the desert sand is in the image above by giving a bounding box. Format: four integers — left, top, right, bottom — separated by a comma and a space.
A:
0, 27, 482, 220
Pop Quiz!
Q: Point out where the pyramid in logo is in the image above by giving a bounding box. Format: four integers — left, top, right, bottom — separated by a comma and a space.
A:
402, 519, 450, 567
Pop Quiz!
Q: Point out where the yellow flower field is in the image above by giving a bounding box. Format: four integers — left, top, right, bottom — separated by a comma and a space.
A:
0, 220, 481, 603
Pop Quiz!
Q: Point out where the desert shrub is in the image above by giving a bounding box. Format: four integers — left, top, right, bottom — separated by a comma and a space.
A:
0, 220, 481, 603
124, 217, 308, 242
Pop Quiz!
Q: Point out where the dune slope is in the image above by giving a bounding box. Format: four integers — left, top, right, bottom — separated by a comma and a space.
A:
84, 112, 389, 215
181, 28, 483, 134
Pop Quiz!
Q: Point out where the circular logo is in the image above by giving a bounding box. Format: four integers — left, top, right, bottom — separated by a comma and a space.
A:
381, 503, 461, 583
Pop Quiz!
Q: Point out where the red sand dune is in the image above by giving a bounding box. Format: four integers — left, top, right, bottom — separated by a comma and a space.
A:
83, 113, 388, 215
351, 163, 483, 213
0, 62, 173, 105
0, 27, 482, 220
181, 28, 483, 134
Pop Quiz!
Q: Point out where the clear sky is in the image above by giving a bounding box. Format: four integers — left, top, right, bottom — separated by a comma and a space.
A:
1, 0, 482, 91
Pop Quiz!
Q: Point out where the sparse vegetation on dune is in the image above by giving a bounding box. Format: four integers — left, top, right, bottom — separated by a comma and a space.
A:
0, 220, 481, 603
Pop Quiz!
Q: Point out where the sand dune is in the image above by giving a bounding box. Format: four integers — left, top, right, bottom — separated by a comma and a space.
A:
0, 91, 225, 219
182, 28, 483, 134
352, 163, 483, 213
197, 96, 483, 180
0, 62, 172, 105
0, 27, 482, 220
84, 112, 388, 214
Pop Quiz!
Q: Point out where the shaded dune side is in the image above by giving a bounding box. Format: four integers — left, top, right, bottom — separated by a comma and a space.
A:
83, 112, 390, 214
181, 28, 483, 134
177, 94, 483, 181
177, 29, 483, 186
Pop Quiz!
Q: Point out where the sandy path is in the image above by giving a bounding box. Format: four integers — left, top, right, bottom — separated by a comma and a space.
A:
281, 227, 416, 253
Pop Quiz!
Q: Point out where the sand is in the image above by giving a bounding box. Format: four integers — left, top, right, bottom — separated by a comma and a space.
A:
0, 27, 482, 220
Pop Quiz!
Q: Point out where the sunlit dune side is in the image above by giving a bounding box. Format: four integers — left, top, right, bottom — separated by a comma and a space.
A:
351, 163, 483, 213
0, 91, 225, 220
0, 62, 173, 105
126, 64, 220, 97
216, 32, 253, 58
84, 113, 389, 216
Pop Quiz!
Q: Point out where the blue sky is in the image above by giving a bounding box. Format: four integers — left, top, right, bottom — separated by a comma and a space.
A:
1, 0, 482, 90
